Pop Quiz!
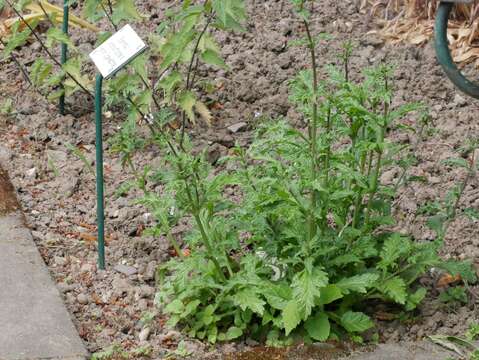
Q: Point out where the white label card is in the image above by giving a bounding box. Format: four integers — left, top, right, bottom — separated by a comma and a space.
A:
89, 24, 147, 79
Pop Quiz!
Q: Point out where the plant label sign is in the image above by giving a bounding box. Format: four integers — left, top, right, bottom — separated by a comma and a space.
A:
89, 24, 147, 79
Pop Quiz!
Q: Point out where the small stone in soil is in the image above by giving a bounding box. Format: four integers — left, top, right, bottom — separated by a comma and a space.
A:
80, 263, 95, 273
138, 299, 148, 311
139, 327, 151, 342
227, 122, 248, 133
114, 264, 138, 276
25, 167, 37, 179
77, 293, 89, 305
54, 256, 67, 266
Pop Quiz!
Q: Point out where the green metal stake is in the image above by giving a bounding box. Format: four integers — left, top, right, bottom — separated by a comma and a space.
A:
95, 74, 105, 269
59, 0, 69, 115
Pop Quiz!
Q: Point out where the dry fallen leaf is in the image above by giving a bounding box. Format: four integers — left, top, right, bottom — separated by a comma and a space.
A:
437, 273, 462, 288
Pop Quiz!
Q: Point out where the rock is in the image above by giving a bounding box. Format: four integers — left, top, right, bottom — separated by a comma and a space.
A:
80, 263, 95, 273
57, 282, 76, 293
139, 285, 155, 298
159, 330, 181, 343
25, 167, 37, 180
77, 293, 89, 305
138, 299, 148, 311
207, 143, 228, 164
380, 169, 396, 185
453, 93, 467, 107
112, 276, 131, 296
114, 264, 138, 276
144, 261, 157, 281
245, 338, 259, 346
138, 327, 151, 342
227, 122, 248, 134
183, 340, 202, 354
0, 145, 12, 165
54, 256, 67, 266
46, 149, 68, 165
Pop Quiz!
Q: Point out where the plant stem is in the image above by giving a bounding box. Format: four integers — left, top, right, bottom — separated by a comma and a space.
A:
4, 0, 94, 99
180, 15, 213, 146
303, 15, 320, 248
183, 179, 226, 282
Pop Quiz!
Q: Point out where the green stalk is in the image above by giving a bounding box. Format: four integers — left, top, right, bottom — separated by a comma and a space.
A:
303, 16, 320, 249
364, 148, 383, 226
184, 181, 226, 282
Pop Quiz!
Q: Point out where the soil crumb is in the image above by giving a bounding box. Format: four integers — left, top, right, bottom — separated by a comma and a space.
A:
0, 166, 18, 215
225, 343, 350, 360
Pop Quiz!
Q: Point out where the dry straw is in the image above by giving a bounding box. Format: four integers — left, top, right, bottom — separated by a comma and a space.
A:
362, 0, 479, 66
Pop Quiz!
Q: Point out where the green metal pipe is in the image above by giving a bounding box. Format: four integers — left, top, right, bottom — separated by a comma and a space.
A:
59, 0, 69, 115
435, 2, 479, 99
95, 74, 105, 270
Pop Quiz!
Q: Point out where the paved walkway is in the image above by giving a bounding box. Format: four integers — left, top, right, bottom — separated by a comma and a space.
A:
344, 341, 456, 359
0, 167, 88, 360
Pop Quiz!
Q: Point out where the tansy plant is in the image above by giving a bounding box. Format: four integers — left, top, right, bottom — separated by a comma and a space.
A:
1, 0, 476, 346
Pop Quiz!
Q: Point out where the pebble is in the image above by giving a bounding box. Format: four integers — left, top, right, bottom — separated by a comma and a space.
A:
138, 299, 148, 311
54, 256, 67, 266
144, 261, 157, 281
77, 293, 89, 305
159, 330, 181, 343
114, 264, 138, 276
80, 263, 95, 273
57, 282, 76, 293
25, 167, 37, 179
138, 327, 151, 342
227, 122, 248, 133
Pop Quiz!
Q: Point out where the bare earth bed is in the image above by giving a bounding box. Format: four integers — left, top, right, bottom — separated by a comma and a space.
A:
1, 0, 479, 358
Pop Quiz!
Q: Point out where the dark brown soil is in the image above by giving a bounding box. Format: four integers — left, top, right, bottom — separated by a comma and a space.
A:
0, 0, 479, 358
0, 165, 18, 215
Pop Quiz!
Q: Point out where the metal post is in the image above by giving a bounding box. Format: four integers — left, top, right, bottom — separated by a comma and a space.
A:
59, 0, 69, 115
95, 74, 105, 269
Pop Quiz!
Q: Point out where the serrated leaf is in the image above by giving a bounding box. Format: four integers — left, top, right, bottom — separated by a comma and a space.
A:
181, 300, 201, 318
336, 273, 379, 295
378, 233, 410, 271
112, 0, 141, 24
317, 285, 343, 305
165, 299, 184, 314
282, 300, 301, 336
200, 49, 227, 69
405, 287, 427, 311
158, 70, 183, 103
264, 284, 292, 310
292, 266, 328, 319
212, 0, 246, 31
45, 28, 74, 48
233, 289, 265, 315
305, 313, 330, 341
341, 311, 374, 333
178, 90, 196, 122
380, 277, 407, 304
194, 100, 212, 125
47, 89, 64, 101
30, 59, 52, 87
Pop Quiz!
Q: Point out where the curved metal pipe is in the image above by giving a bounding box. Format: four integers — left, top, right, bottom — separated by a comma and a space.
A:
435, 1, 479, 98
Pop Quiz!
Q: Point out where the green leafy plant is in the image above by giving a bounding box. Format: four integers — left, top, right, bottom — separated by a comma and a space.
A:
438, 286, 468, 306
133, 0, 476, 346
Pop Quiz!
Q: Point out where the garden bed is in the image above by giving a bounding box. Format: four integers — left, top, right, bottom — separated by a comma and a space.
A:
1, 0, 479, 359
